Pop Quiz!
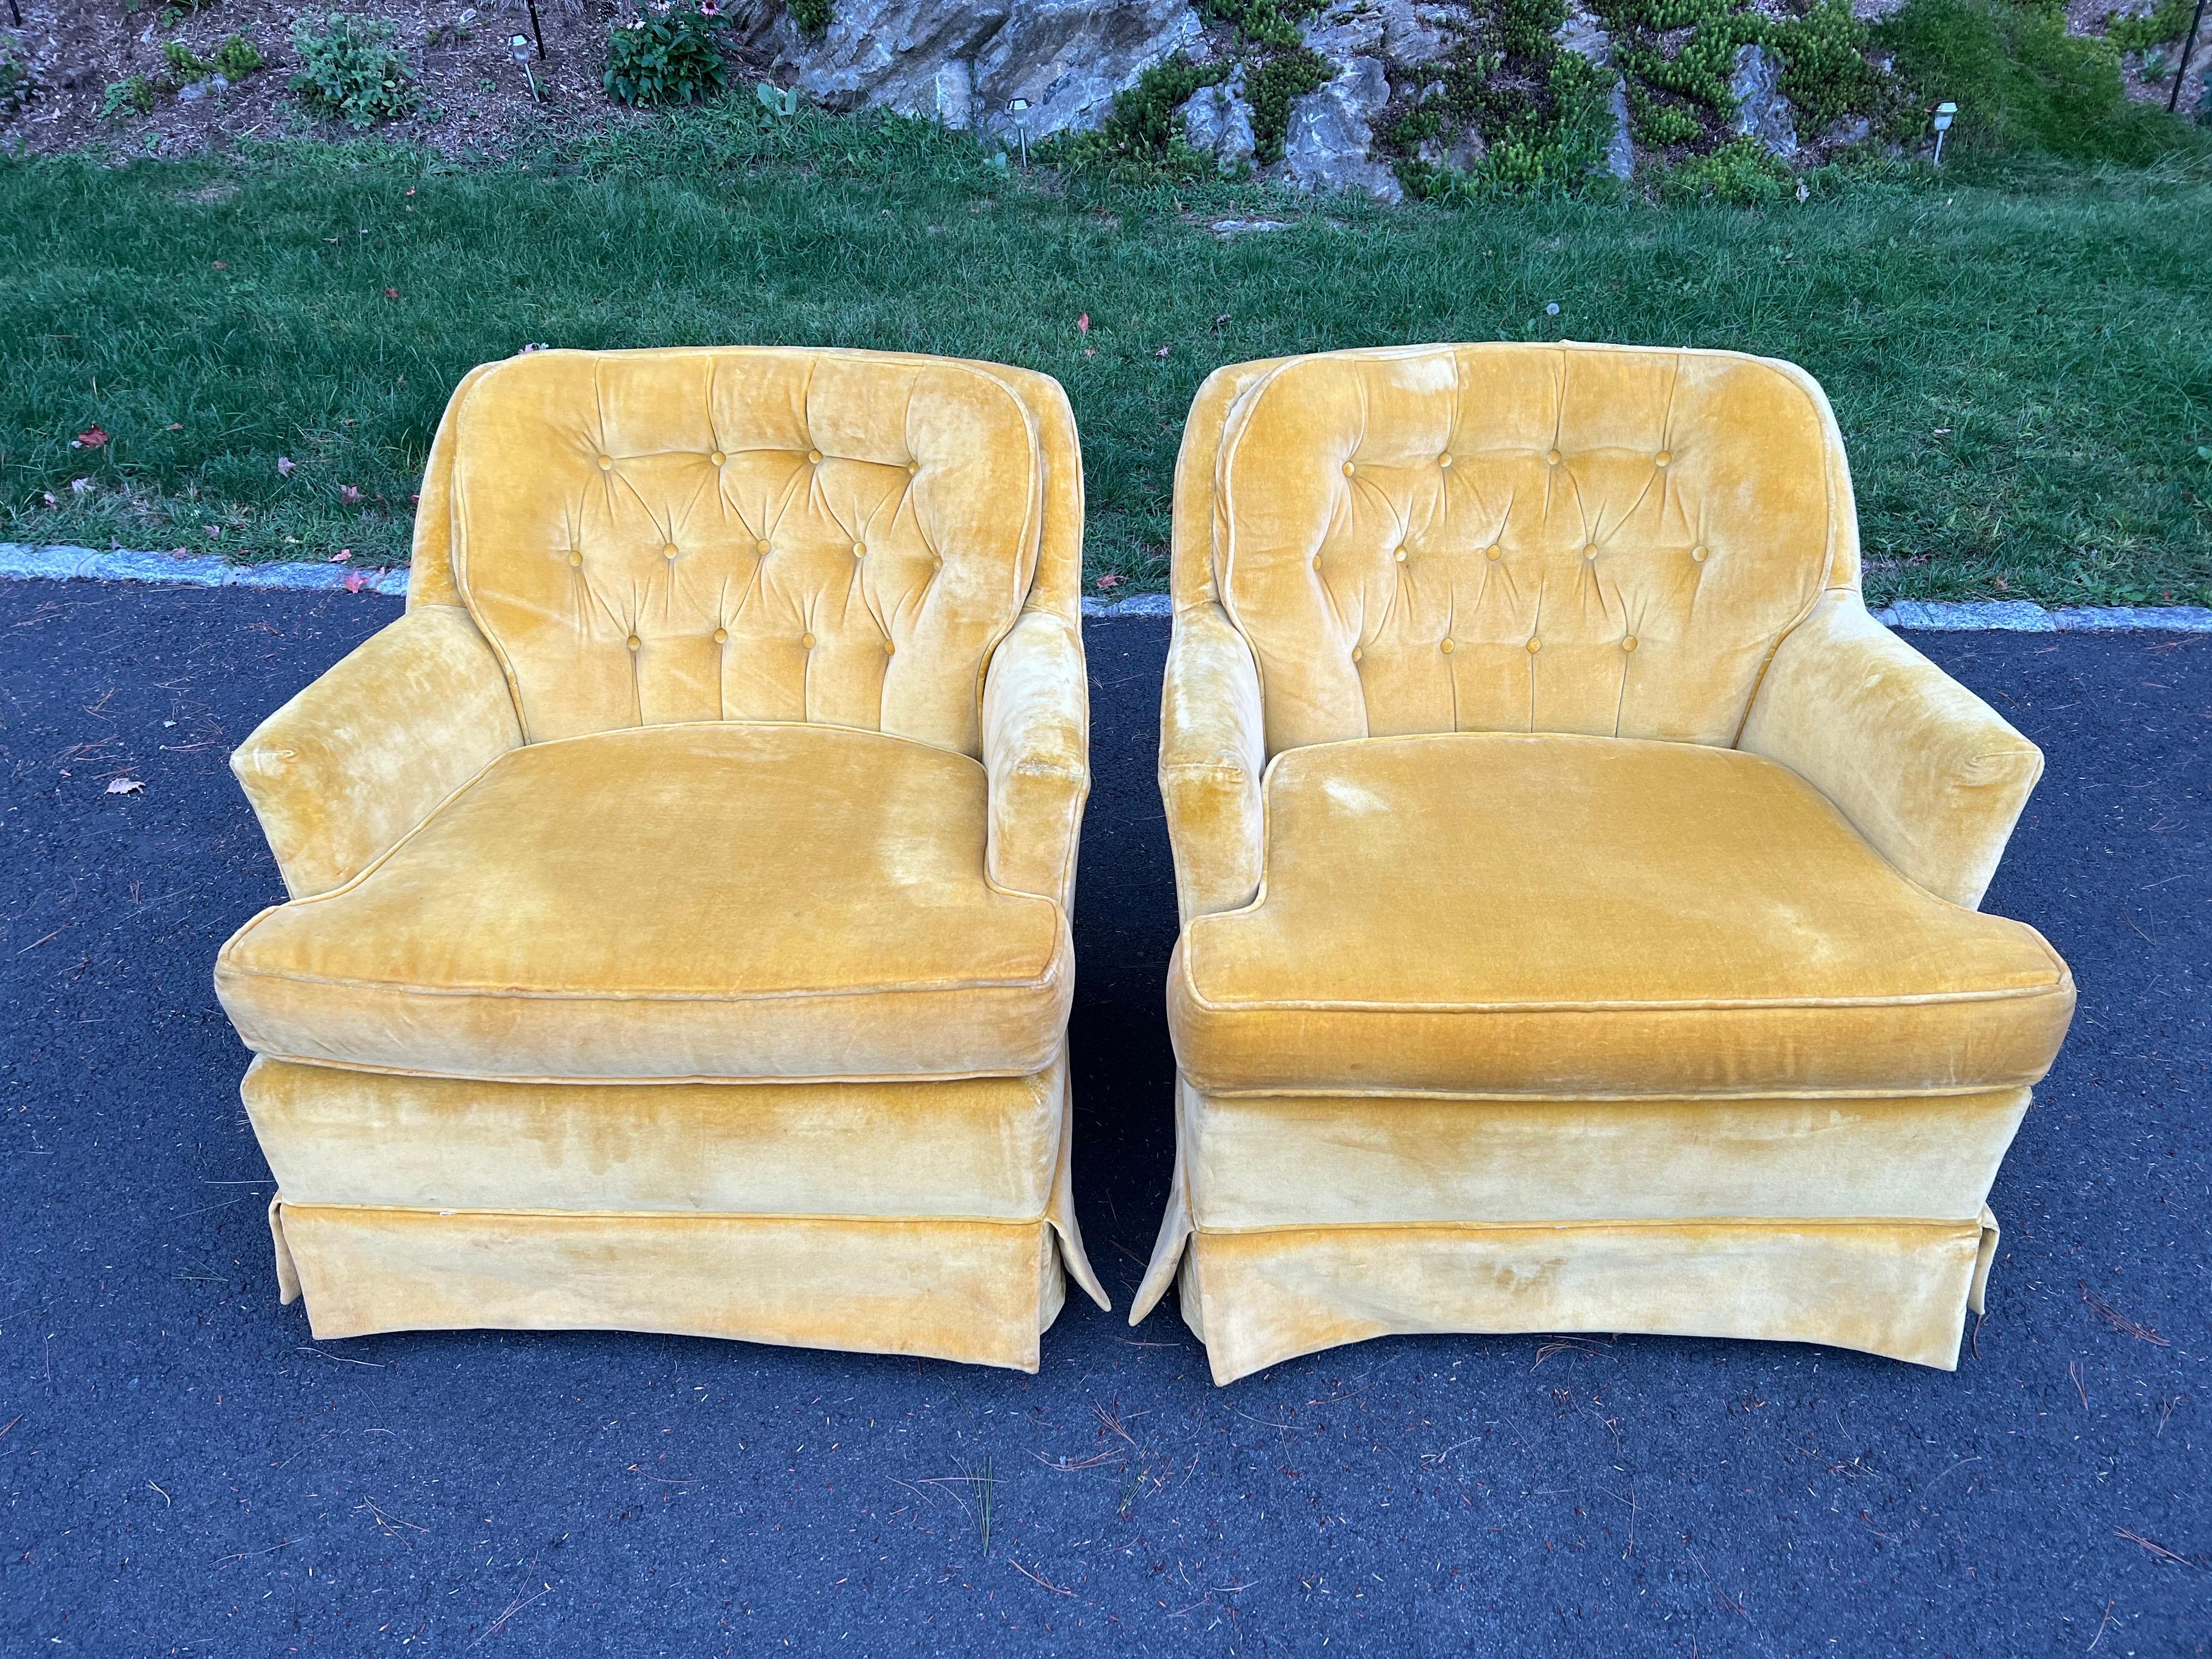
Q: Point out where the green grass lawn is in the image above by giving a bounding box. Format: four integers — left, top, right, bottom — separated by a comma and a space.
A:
3, 111, 2208, 604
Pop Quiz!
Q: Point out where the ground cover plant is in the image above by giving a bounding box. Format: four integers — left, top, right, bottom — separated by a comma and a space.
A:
1, 108, 2208, 606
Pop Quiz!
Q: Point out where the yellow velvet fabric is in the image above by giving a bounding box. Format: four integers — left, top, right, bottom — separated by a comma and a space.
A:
219, 722, 1071, 1081
244, 1055, 1068, 1218
1144, 343, 2074, 1381
221, 346, 1102, 1370
1171, 732, 2074, 1096
1204, 343, 1855, 753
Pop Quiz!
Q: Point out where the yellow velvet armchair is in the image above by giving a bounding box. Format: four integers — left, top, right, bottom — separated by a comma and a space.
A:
215, 346, 1107, 1371
1133, 343, 2076, 1384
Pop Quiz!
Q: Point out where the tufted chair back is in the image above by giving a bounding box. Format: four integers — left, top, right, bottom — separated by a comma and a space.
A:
1174, 343, 1861, 755
405, 347, 1081, 758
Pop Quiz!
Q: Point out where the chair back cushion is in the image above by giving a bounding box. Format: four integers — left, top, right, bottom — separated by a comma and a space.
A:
441, 347, 1044, 755
1207, 343, 1858, 754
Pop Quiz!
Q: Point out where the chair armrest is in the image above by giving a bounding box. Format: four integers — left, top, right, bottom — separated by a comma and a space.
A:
1739, 590, 2044, 910
229, 605, 523, 899
1159, 601, 1267, 922
981, 609, 1091, 907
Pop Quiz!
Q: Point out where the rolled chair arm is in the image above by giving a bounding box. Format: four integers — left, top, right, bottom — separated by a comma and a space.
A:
1739, 590, 2044, 909
981, 609, 1091, 907
229, 605, 524, 899
1159, 601, 1267, 922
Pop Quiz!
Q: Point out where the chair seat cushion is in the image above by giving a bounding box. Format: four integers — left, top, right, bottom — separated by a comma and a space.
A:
218, 724, 1070, 1081
1169, 733, 2073, 1096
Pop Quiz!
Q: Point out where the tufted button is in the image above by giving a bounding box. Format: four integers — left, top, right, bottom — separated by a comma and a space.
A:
755, 540, 770, 556
1546, 448, 1562, 466
907, 461, 920, 475
713, 628, 729, 645
800, 632, 815, 649
664, 543, 680, 560
597, 455, 614, 471
1351, 646, 1363, 663
1584, 544, 1600, 561
808, 449, 823, 464
1440, 639, 1455, 655
1393, 546, 1407, 563
1438, 453, 1454, 469
1342, 461, 1356, 477
1526, 636, 1542, 653
709, 450, 726, 466
882, 640, 896, 656
567, 551, 583, 567
1311, 555, 1323, 571
1485, 544, 1502, 561
1691, 544, 1709, 563
1654, 451, 1672, 468
626, 634, 641, 651
1622, 635, 1639, 652
852, 541, 866, 558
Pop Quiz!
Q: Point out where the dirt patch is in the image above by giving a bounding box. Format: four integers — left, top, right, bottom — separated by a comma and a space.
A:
1, 0, 783, 158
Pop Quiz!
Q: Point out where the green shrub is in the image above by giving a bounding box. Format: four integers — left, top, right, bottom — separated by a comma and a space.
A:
785, 0, 833, 33
1203, 0, 1324, 50
289, 12, 420, 128
99, 75, 156, 120
161, 40, 211, 83
1246, 46, 1331, 162
2106, 0, 2194, 50
604, 4, 729, 107
1880, 0, 2178, 162
212, 34, 264, 81
1408, 52, 1618, 198
1048, 54, 1228, 177
1, 50, 34, 114
1628, 83, 1706, 145
1766, 0, 1884, 131
1660, 133, 1791, 201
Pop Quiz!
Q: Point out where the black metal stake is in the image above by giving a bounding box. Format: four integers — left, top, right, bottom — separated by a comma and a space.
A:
9, 1, 24, 32
2170, 0, 2208, 114
526, 0, 546, 60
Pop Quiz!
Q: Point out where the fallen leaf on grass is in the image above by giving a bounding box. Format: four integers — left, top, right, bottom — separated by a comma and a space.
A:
107, 778, 145, 795
1155, 344, 1172, 358
343, 571, 368, 593
384, 287, 400, 300
276, 456, 295, 477
340, 484, 361, 504
329, 549, 352, 563
72, 426, 109, 450
1076, 312, 1090, 334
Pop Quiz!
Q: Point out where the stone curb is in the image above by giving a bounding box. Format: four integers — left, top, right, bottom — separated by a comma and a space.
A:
4, 546, 2207, 631
0, 543, 411, 595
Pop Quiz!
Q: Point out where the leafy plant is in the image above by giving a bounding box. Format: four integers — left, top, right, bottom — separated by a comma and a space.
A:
212, 34, 265, 81
2106, 0, 2193, 51
786, 0, 833, 32
289, 12, 420, 128
1245, 46, 1330, 162
1765, 0, 1885, 132
100, 75, 157, 120
604, 4, 729, 106
1202, 0, 1324, 49
756, 81, 800, 117
1660, 133, 1791, 201
162, 40, 212, 83
1628, 83, 1706, 145
1, 49, 34, 115
1879, 0, 2182, 162
1048, 54, 1228, 177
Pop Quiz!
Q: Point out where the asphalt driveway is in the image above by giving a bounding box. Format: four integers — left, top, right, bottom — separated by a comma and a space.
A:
1, 581, 2205, 1656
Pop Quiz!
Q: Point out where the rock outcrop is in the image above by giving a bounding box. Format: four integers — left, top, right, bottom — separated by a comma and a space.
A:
768, 0, 1204, 142
1282, 55, 1404, 201
1181, 68, 1258, 173
1554, 6, 1637, 179
1730, 43, 1800, 160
